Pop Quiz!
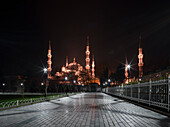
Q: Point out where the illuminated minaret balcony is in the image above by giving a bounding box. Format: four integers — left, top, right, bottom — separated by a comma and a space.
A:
47, 40, 52, 78
125, 57, 128, 79
66, 56, 68, 67
85, 36, 90, 72
138, 35, 144, 78
92, 55, 95, 78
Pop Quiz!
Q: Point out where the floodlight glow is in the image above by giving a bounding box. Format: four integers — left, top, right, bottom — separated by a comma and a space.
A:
108, 79, 111, 82
21, 83, 23, 86
43, 68, 48, 73
65, 77, 68, 80
127, 64, 130, 69
73, 80, 76, 83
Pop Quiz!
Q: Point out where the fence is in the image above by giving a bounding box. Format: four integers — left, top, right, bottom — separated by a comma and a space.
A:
103, 78, 170, 111
0, 93, 75, 110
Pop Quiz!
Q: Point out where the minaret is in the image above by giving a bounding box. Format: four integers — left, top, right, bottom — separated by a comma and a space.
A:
66, 56, 68, 67
92, 55, 95, 78
138, 35, 144, 78
125, 57, 128, 79
73, 57, 76, 63
47, 40, 52, 79
85, 36, 90, 73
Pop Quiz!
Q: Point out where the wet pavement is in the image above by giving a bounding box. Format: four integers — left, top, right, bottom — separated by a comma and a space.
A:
0, 93, 170, 127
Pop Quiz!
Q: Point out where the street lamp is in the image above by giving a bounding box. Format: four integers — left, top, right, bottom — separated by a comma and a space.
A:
21, 83, 24, 99
73, 80, 76, 84
65, 76, 68, 81
41, 82, 44, 86
2, 83, 5, 92
43, 68, 48, 73
127, 64, 130, 70
108, 79, 111, 87
108, 79, 111, 82
126, 64, 131, 83
43, 68, 48, 98
64, 76, 68, 94
103, 83, 107, 93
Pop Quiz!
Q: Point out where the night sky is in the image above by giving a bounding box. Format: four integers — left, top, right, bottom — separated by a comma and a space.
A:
0, 1, 170, 77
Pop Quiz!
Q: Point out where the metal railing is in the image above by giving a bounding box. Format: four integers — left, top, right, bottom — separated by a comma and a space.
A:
103, 78, 170, 111
0, 93, 76, 110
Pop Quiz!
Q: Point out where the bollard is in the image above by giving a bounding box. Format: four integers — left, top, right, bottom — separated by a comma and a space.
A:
17, 100, 19, 106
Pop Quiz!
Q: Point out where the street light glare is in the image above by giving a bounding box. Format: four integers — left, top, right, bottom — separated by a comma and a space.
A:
127, 64, 131, 69
108, 79, 111, 82
41, 83, 44, 85
43, 68, 48, 73
2, 83, 5, 86
65, 77, 68, 80
21, 83, 23, 86
73, 80, 76, 83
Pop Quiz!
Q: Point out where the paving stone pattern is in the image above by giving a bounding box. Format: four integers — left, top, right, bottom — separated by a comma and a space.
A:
0, 93, 170, 127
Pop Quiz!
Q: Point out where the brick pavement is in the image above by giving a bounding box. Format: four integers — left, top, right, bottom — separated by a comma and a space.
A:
0, 93, 170, 127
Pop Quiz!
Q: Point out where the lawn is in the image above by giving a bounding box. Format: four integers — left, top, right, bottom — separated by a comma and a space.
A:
0, 94, 61, 103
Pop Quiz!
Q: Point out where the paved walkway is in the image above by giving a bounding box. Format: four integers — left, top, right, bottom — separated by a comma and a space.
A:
0, 93, 170, 127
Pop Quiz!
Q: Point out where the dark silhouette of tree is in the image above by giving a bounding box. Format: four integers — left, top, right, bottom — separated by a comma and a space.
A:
114, 64, 125, 83
100, 66, 109, 87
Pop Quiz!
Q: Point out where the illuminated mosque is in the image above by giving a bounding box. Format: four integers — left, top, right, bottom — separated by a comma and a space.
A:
46, 36, 100, 91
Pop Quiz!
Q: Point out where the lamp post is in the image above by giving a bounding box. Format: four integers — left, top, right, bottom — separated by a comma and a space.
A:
108, 79, 111, 87
21, 83, 24, 99
41, 82, 44, 93
73, 80, 76, 92
43, 68, 48, 98
65, 76, 68, 95
82, 83, 84, 92
103, 83, 106, 93
127, 64, 131, 83
2, 83, 5, 92
127, 64, 130, 70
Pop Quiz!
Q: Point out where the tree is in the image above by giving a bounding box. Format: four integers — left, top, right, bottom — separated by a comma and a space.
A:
115, 64, 125, 83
